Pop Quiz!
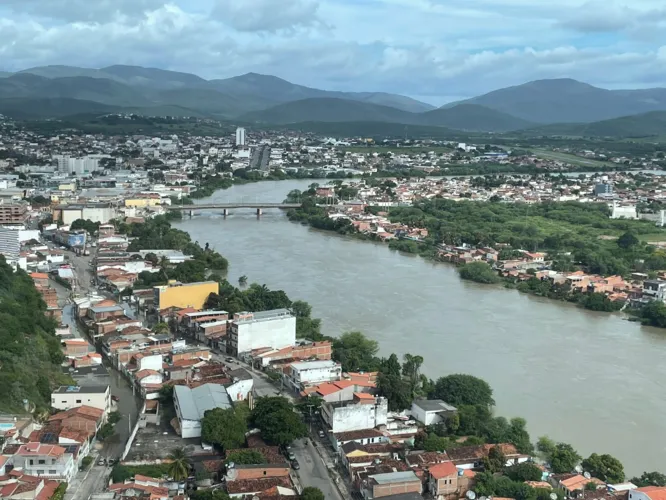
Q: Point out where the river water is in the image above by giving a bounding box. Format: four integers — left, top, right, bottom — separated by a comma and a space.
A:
174, 179, 666, 475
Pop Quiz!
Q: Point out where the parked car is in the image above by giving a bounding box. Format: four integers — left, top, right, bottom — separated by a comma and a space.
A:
291, 460, 300, 470
225, 357, 235, 363
97, 458, 105, 466
288, 452, 296, 460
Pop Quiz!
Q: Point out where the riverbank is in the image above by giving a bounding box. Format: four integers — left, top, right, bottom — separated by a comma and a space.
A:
174, 179, 666, 474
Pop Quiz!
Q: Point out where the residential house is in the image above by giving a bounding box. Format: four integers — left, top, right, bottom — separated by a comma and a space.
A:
11, 443, 77, 482
447, 444, 529, 470
630, 487, 666, 500
0, 472, 60, 500
285, 359, 342, 392
50, 386, 111, 416
321, 396, 388, 434
410, 399, 457, 426
428, 461, 463, 499
173, 384, 232, 439
362, 470, 422, 499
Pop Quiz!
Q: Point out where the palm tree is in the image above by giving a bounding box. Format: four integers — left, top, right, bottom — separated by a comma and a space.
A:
167, 447, 190, 481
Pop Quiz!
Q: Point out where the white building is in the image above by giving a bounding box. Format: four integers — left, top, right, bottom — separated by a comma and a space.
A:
235, 127, 246, 147
173, 384, 232, 439
229, 309, 296, 357
225, 368, 254, 402
286, 360, 342, 392
50, 385, 111, 416
321, 396, 388, 434
12, 443, 77, 482
54, 155, 100, 175
410, 399, 457, 426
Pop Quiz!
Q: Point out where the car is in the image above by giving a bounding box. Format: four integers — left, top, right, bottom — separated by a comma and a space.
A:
318, 430, 325, 438
288, 452, 296, 460
291, 460, 300, 470
225, 357, 235, 363
97, 458, 105, 466
108, 458, 116, 465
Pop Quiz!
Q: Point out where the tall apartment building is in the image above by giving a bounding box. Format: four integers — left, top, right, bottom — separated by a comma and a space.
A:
228, 309, 296, 356
54, 155, 100, 175
235, 127, 246, 147
0, 201, 28, 225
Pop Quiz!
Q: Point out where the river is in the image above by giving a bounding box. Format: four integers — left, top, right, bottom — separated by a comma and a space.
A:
174, 179, 666, 475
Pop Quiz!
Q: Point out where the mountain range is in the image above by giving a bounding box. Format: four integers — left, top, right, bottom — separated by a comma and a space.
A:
0, 65, 665, 137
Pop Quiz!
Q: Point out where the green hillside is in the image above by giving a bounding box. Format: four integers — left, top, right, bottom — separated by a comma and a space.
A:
421, 104, 534, 132
0, 98, 119, 119
521, 111, 666, 138
0, 258, 71, 412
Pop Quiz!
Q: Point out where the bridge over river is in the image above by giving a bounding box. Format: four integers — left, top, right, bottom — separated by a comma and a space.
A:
167, 202, 301, 216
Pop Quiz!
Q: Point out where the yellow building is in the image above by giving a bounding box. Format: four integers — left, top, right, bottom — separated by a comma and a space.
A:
124, 197, 162, 208
154, 281, 219, 311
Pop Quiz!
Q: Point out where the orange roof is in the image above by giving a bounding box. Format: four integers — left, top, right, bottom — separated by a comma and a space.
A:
136, 369, 161, 380
315, 383, 344, 396
354, 392, 375, 400
30, 273, 49, 279
17, 443, 66, 456
429, 461, 457, 479
638, 487, 666, 500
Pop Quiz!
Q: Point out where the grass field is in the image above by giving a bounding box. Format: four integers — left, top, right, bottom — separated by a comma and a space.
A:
531, 149, 613, 168
639, 233, 666, 242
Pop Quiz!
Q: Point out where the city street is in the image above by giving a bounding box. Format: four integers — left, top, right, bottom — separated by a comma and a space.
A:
64, 463, 111, 500
292, 438, 343, 500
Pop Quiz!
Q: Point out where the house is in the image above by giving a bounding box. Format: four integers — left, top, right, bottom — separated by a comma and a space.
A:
286, 359, 342, 392
552, 474, 605, 498
410, 399, 457, 426
643, 280, 666, 301
428, 461, 462, 499
11, 443, 77, 482
630, 487, 666, 500
173, 384, 232, 439
447, 444, 529, 470
0, 471, 60, 500
321, 396, 388, 434
332, 428, 389, 452
362, 470, 422, 499
51, 386, 111, 416
228, 309, 296, 357
48, 405, 105, 434
225, 368, 254, 401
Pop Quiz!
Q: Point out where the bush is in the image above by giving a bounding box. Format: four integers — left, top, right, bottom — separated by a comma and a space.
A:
81, 456, 94, 470
459, 262, 500, 284
111, 464, 171, 483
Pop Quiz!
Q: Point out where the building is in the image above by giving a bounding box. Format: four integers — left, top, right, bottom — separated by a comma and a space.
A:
154, 281, 219, 311
629, 487, 666, 500
173, 384, 232, 439
228, 309, 296, 357
593, 183, 613, 197
53, 203, 115, 225
286, 360, 342, 392
362, 471, 422, 499
0, 227, 21, 265
54, 155, 100, 175
410, 399, 457, 426
643, 280, 666, 302
51, 385, 111, 415
11, 443, 77, 482
428, 461, 461, 499
235, 127, 246, 147
0, 201, 29, 225
321, 396, 388, 434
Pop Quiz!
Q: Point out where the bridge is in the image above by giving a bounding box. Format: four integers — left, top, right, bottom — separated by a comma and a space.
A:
167, 202, 302, 216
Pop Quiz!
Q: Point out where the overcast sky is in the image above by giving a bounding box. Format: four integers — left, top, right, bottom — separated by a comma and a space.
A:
1, 0, 665, 105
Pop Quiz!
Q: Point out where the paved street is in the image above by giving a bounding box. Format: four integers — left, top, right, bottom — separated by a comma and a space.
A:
64, 463, 111, 500
292, 438, 343, 500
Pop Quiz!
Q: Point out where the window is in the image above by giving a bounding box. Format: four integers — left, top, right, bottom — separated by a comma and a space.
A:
49, 470, 57, 474
76, 399, 82, 404
37, 470, 44, 475
29, 459, 34, 465
38, 459, 46, 465
62, 400, 67, 404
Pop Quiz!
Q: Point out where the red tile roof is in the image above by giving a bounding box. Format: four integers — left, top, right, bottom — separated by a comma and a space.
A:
17, 443, 66, 457
429, 461, 457, 479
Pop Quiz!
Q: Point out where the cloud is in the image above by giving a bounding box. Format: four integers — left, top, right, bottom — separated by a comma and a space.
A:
0, 0, 665, 101
211, 0, 324, 33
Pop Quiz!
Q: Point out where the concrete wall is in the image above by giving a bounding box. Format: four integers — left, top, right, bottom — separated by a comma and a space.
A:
156, 281, 219, 310
234, 316, 296, 354
325, 398, 388, 434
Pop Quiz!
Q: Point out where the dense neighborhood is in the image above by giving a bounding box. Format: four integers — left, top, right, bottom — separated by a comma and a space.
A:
2, 121, 666, 500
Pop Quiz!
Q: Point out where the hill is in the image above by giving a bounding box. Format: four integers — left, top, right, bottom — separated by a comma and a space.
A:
0, 97, 120, 119
421, 104, 533, 132
274, 121, 464, 139
244, 99, 530, 132
0, 258, 71, 412
242, 97, 417, 124
210, 72, 434, 113
450, 79, 666, 124
522, 110, 666, 138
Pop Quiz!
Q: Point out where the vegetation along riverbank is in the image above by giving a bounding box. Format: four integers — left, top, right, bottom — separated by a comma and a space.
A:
108, 214, 666, 481
285, 183, 666, 324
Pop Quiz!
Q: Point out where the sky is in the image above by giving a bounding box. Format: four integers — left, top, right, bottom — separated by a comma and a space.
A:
1, 0, 665, 105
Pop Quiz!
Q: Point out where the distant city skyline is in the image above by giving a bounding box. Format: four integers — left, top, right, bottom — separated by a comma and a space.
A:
0, 0, 664, 104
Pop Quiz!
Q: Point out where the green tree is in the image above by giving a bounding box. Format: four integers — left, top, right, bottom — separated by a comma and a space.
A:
536, 436, 556, 457
301, 487, 325, 500
189, 490, 231, 500
166, 448, 190, 481
631, 471, 666, 487
402, 353, 425, 397
483, 445, 506, 473
581, 453, 625, 483
250, 397, 307, 446
458, 262, 500, 284
617, 232, 639, 249
431, 374, 495, 407
201, 408, 248, 451
549, 443, 581, 474
505, 462, 543, 482
505, 417, 534, 454
225, 449, 265, 465
153, 322, 170, 334
332, 331, 379, 372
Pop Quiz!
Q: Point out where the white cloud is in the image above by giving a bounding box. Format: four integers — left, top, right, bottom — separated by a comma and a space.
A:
0, 0, 665, 100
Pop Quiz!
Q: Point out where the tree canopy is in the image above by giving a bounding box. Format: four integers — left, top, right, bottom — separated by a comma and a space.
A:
332, 331, 380, 372
548, 443, 582, 474
459, 262, 501, 284
250, 397, 307, 447
581, 453, 625, 483
301, 487, 325, 500
201, 408, 248, 451
430, 374, 495, 407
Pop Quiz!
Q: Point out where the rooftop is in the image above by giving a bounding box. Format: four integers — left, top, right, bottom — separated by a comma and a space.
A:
53, 385, 109, 394
174, 383, 231, 421
369, 470, 420, 485
412, 399, 457, 412
234, 308, 293, 324
291, 359, 339, 370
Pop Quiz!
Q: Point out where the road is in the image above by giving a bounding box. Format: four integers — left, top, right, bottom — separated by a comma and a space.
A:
64, 463, 111, 500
